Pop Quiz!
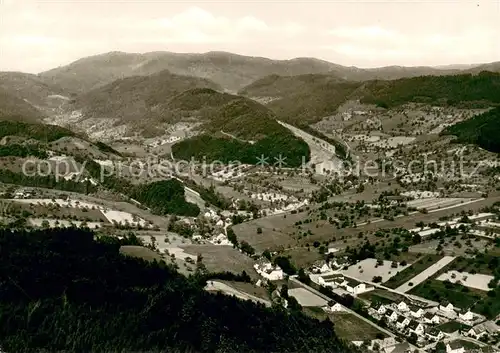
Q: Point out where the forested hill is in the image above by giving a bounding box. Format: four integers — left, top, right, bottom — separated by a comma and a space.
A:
443, 107, 500, 153
238, 71, 500, 125
358, 71, 500, 108
0, 228, 352, 353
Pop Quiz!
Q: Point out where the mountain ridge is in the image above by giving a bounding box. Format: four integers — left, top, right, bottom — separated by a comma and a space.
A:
37, 50, 498, 94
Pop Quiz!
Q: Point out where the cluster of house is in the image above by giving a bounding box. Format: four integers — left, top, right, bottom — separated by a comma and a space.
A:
253, 258, 284, 281
200, 209, 251, 246
369, 300, 499, 346
318, 273, 375, 295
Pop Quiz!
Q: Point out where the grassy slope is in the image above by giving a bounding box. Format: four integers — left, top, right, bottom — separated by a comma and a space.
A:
0, 72, 68, 108
0, 88, 44, 122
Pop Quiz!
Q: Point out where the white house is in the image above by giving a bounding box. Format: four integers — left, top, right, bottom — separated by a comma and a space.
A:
384, 342, 411, 353
467, 321, 500, 339
397, 301, 409, 312
395, 316, 410, 330
318, 273, 346, 288
323, 301, 343, 313
372, 302, 387, 315
458, 310, 474, 323
311, 261, 331, 274
425, 328, 445, 342
344, 279, 372, 295
407, 320, 425, 337
439, 302, 455, 313
253, 260, 284, 281
386, 310, 398, 322
423, 312, 441, 325
446, 341, 465, 353
408, 305, 425, 318
371, 337, 397, 350
329, 257, 349, 270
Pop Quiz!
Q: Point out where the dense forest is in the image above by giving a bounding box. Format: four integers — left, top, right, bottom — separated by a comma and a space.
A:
0, 169, 96, 194
0, 120, 75, 142
0, 144, 48, 159
132, 179, 201, 217
172, 132, 310, 167
0, 228, 352, 353
443, 107, 500, 153
83, 161, 200, 216
360, 71, 500, 108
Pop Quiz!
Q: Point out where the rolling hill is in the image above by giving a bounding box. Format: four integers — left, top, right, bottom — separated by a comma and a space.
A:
0, 72, 69, 112
73, 70, 221, 126
0, 87, 45, 122
239, 74, 361, 124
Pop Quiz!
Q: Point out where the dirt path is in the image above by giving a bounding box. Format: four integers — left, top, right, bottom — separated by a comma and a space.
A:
395, 256, 456, 293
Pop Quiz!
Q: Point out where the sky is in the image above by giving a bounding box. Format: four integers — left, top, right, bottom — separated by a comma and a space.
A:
0, 0, 499, 73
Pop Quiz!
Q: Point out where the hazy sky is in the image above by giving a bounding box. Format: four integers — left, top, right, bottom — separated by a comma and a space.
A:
1, 0, 499, 73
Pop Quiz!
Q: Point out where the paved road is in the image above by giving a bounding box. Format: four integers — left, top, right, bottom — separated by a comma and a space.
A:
395, 256, 456, 293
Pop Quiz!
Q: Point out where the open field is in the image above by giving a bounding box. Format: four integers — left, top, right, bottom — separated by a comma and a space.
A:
330, 312, 387, 341
406, 198, 478, 211
384, 254, 443, 289
205, 281, 271, 307
340, 258, 412, 283
10, 198, 151, 227
233, 194, 500, 253
358, 288, 408, 305
436, 321, 471, 334
288, 287, 328, 307
409, 279, 487, 310
181, 244, 258, 278
28, 218, 102, 228
409, 238, 495, 256
120, 245, 163, 262
395, 256, 455, 293
281, 247, 323, 268
436, 271, 495, 291
303, 307, 387, 341
219, 281, 270, 302
444, 255, 500, 275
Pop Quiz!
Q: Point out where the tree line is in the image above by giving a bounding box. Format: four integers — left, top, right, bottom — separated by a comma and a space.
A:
0, 228, 353, 353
